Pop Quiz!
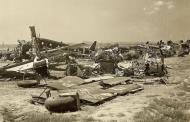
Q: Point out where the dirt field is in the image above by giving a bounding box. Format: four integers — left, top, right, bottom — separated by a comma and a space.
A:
0, 55, 189, 122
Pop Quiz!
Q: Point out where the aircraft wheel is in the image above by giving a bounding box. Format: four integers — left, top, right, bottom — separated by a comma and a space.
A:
17, 80, 39, 88
45, 96, 78, 113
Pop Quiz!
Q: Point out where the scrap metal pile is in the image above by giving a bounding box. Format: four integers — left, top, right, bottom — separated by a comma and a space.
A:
42, 76, 143, 112
1, 26, 190, 113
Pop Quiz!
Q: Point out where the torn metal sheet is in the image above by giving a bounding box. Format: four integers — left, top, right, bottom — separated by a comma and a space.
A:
131, 77, 166, 84
47, 76, 85, 90
106, 84, 143, 95
73, 81, 103, 89
58, 81, 143, 105
84, 75, 114, 83
47, 82, 68, 90
53, 77, 143, 105
144, 77, 167, 84
101, 77, 131, 87
58, 76, 85, 87
61, 88, 116, 105
60, 82, 143, 104
79, 89, 115, 104
59, 82, 115, 105
48, 77, 102, 90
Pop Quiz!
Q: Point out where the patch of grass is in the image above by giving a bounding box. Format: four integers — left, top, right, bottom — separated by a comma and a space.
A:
22, 113, 77, 122
108, 120, 118, 122
181, 81, 190, 92
134, 78, 190, 122
176, 91, 186, 97
117, 113, 125, 117
82, 116, 100, 122
1, 107, 15, 122
146, 94, 160, 98
98, 113, 106, 117
134, 98, 190, 122
22, 113, 100, 122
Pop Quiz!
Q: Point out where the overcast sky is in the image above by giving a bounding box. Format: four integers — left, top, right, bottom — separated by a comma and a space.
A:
0, 0, 190, 44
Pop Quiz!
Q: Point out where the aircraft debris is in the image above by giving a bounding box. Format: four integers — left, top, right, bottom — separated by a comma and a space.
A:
16, 80, 40, 88
106, 84, 143, 95
100, 77, 132, 88
4, 26, 190, 115
45, 92, 80, 113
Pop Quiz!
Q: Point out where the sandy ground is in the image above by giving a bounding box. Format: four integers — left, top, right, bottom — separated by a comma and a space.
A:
0, 55, 189, 122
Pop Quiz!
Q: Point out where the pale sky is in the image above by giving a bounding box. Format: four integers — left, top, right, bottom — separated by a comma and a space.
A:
0, 0, 190, 44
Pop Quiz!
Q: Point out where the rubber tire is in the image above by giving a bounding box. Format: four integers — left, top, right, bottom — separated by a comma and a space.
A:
17, 80, 39, 88
45, 96, 78, 113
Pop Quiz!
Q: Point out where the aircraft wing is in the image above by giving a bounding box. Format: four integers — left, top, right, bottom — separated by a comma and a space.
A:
68, 43, 89, 49
3, 59, 47, 72
6, 61, 34, 72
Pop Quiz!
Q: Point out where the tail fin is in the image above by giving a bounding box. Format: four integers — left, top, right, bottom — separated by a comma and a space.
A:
29, 26, 40, 57
89, 41, 96, 51
29, 26, 37, 38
